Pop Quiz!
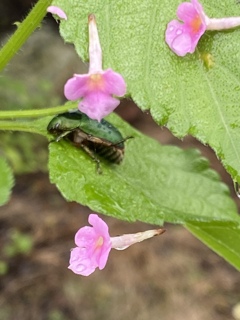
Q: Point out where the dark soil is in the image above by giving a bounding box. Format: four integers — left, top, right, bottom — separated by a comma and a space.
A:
0, 170, 240, 320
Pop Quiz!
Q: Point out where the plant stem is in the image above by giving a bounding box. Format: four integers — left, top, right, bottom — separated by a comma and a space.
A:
0, 0, 52, 71
0, 104, 76, 119
0, 120, 46, 136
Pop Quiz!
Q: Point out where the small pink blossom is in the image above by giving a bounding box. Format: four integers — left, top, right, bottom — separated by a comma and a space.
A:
165, 0, 240, 56
68, 214, 165, 276
64, 14, 126, 122
47, 6, 67, 20
68, 214, 111, 276
165, 0, 206, 56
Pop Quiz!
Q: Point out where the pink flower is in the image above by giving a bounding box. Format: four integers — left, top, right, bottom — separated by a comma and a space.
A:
47, 6, 67, 20
64, 14, 126, 122
68, 214, 165, 276
68, 214, 111, 276
165, 0, 207, 56
165, 0, 240, 56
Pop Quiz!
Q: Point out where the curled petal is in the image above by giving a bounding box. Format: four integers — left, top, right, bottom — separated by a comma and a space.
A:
68, 247, 97, 276
171, 31, 193, 55
177, 2, 198, 23
177, 1, 206, 26
93, 239, 111, 270
165, 20, 184, 48
87, 214, 111, 269
47, 6, 67, 20
191, 0, 206, 22
88, 214, 110, 237
102, 69, 127, 97
165, 21, 192, 56
64, 75, 89, 100
79, 92, 120, 122
74, 226, 97, 248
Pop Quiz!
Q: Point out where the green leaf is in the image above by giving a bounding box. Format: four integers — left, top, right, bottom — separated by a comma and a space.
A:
0, 157, 14, 205
53, 0, 240, 182
186, 221, 240, 271
48, 112, 239, 226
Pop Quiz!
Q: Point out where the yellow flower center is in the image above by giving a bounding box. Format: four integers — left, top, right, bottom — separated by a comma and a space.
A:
95, 236, 104, 249
190, 15, 202, 33
88, 73, 105, 90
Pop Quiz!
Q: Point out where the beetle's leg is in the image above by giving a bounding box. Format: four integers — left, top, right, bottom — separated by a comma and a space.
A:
49, 130, 72, 143
50, 126, 80, 143
80, 144, 102, 174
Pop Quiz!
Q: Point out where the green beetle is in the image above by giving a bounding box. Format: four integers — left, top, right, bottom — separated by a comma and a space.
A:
47, 111, 131, 172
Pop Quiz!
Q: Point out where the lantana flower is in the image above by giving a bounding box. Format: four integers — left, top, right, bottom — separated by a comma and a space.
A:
64, 14, 126, 122
68, 214, 165, 276
165, 0, 240, 56
47, 6, 67, 20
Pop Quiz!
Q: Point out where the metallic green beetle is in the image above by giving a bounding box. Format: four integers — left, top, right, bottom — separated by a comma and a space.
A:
47, 111, 131, 172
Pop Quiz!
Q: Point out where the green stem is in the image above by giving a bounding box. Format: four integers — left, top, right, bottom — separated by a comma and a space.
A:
0, 104, 76, 119
0, 0, 52, 71
0, 120, 47, 137
0, 121, 39, 133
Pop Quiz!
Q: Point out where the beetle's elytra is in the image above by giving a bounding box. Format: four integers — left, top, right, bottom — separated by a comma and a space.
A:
47, 111, 131, 172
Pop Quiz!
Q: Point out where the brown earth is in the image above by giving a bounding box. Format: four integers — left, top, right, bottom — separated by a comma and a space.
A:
0, 162, 240, 320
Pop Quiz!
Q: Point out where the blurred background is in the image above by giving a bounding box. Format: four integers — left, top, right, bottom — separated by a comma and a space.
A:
0, 1, 240, 319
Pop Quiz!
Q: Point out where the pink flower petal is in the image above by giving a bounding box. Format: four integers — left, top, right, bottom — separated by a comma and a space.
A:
102, 69, 127, 97
47, 6, 67, 20
171, 31, 193, 56
191, 0, 206, 21
165, 21, 192, 56
74, 226, 96, 248
68, 247, 97, 276
165, 20, 184, 49
97, 245, 111, 270
88, 214, 110, 236
88, 214, 111, 269
177, 2, 197, 23
64, 75, 89, 100
79, 92, 120, 122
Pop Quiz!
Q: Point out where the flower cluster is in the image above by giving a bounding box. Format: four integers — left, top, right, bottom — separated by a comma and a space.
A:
64, 14, 126, 122
165, 0, 240, 56
68, 214, 165, 276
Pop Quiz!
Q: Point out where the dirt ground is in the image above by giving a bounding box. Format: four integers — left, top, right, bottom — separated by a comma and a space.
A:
0, 165, 240, 320
0, 2, 240, 319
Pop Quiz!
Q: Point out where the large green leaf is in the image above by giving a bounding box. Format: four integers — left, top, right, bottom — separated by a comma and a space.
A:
2, 109, 239, 268
186, 221, 240, 271
48, 112, 239, 226
52, 0, 240, 183
1, 109, 237, 226
0, 157, 14, 205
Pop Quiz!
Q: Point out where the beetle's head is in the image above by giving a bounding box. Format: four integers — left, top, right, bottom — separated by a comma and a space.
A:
47, 117, 62, 133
